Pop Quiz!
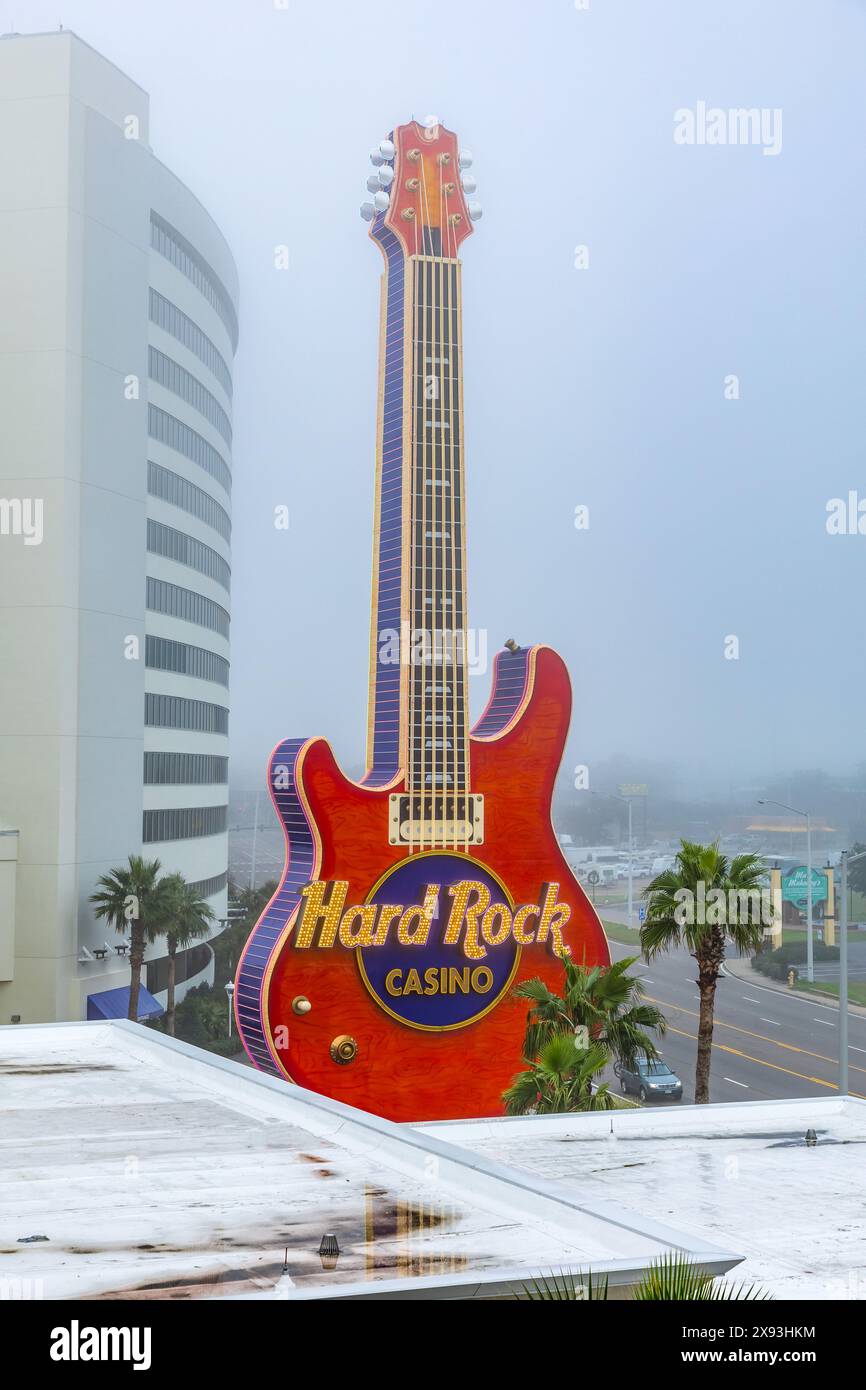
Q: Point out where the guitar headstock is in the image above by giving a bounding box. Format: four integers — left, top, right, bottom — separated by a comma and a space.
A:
360, 117, 481, 258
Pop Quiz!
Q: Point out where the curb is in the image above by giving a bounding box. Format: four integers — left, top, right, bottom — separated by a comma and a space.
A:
724, 953, 866, 1018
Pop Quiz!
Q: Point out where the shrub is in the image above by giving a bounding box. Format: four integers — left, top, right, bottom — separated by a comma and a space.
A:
752, 941, 839, 980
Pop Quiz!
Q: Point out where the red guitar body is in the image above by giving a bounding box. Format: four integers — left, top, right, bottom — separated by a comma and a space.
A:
234, 120, 610, 1121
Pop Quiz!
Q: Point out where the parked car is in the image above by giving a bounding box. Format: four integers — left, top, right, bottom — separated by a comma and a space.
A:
614, 1056, 683, 1103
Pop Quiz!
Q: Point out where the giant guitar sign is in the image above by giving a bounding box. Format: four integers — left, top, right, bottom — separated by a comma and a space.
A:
235, 119, 610, 1120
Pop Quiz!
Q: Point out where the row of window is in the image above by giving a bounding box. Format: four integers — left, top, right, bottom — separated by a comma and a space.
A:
144, 751, 229, 784
149, 346, 232, 447
148, 404, 231, 496
188, 871, 228, 898
146, 576, 230, 639
150, 212, 239, 351
143, 803, 228, 843
145, 693, 229, 734
147, 941, 212, 994
145, 634, 229, 687
147, 518, 231, 593
149, 288, 233, 399
147, 461, 231, 544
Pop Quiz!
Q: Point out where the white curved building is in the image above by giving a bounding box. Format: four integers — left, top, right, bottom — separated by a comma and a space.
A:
0, 30, 237, 1021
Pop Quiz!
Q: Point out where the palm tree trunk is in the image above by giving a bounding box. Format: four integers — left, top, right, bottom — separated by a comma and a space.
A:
695, 962, 716, 1104
166, 943, 177, 1037
128, 925, 144, 1022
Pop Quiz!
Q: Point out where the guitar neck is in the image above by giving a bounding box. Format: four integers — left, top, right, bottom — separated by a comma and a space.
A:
406, 253, 469, 795
363, 120, 477, 800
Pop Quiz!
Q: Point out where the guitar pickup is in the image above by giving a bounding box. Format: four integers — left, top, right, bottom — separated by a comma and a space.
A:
388, 793, 484, 846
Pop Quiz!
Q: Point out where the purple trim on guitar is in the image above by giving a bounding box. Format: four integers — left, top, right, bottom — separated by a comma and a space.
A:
364, 206, 406, 788
234, 737, 317, 1075
472, 646, 532, 739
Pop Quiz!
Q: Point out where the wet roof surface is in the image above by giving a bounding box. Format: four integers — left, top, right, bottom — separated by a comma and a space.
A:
419, 1097, 866, 1300
0, 1023, 737, 1300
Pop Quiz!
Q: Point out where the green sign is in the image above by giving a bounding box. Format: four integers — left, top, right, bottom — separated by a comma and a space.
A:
781, 867, 827, 906
618, 783, 648, 797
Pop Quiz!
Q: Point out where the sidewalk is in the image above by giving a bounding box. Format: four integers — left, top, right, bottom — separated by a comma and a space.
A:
724, 952, 866, 1019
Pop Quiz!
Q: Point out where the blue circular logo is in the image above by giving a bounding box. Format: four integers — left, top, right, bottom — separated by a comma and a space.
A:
357, 853, 519, 1031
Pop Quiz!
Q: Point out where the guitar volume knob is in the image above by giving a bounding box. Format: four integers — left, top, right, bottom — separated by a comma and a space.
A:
330, 1035, 358, 1065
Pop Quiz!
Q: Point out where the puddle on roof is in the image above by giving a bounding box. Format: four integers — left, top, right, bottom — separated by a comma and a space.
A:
79, 1187, 469, 1299
0, 1062, 119, 1076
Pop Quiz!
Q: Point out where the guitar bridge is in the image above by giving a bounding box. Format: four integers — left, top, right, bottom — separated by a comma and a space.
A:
388, 793, 484, 846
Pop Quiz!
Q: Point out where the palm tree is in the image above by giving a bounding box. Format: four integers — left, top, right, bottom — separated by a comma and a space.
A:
90, 856, 164, 1021
514, 955, 666, 1071
524, 1252, 770, 1301
641, 840, 766, 1103
502, 1035, 614, 1115
150, 874, 215, 1036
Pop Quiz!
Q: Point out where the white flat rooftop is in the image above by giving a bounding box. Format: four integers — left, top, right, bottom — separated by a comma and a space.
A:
0, 1022, 739, 1300
419, 1096, 866, 1300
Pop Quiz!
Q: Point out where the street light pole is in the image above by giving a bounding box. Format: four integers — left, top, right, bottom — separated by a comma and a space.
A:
838, 848, 866, 1095
805, 812, 814, 985
840, 852, 848, 1095
626, 797, 634, 933
757, 798, 814, 982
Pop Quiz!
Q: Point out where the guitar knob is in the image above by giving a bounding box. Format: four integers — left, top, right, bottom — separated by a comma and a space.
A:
330, 1035, 358, 1065
292, 996, 312, 1015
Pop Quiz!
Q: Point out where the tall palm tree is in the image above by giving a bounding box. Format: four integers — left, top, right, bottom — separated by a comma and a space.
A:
150, 874, 215, 1036
641, 840, 766, 1103
514, 956, 666, 1071
90, 856, 164, 1021
502, 1036, 614, 1115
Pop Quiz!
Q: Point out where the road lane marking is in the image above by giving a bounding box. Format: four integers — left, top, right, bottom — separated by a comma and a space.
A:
742, 996, 762, 1004
814, 1018, 834, 1027
759, 1018, 780, 1026
647, 995, 866, 1077
851, 1047, 866, 1055
724, 1077, 749, 1088
664, 1023, 865, 1095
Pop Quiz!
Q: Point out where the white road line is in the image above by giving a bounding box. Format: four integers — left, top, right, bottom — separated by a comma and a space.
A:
742, 996, 762, 1004
814, 1018, 834, 1027
723, 1077, 749, 1088
850, 1046, 866, 1055
759, 1017, 780, 1027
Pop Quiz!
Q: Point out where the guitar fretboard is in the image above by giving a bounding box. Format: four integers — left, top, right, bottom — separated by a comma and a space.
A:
406, 254, 469, 796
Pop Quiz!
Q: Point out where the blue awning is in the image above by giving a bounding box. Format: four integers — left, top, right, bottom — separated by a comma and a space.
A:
87, 986, 164, 1021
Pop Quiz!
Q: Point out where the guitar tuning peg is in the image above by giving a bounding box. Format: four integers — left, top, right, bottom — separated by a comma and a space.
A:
373, 190, 390, 212
461, 173, 477, 193
379, 139, 395, 160
467, 201, 483, 220
366, 174, 381, 193
377, 165, 394, 188
370, 148, 385, 167
458, 148, 473, 169
360, 201, 376, 222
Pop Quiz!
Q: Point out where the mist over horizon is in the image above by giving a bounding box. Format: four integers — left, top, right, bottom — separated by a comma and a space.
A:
17, 0, 864, 817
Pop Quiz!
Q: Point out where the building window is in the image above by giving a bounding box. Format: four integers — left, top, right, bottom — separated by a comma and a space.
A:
187, 871, 228, 898
146, 941, 213, 994
145, 693, 229, 734
147, 519, 231, 592
149, 347, 232, 446
145, 635, 229, 687
148, 404, 231, 496
144, 751, 229, 784
146, 577, 230, 640
149, 289, 233, 399
143, 804, 228, 843
150, 211, 238, 351
147, 461, 231, 544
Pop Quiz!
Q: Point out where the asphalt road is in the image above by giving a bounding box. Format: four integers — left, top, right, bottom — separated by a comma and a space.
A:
603, 919, 866, 1105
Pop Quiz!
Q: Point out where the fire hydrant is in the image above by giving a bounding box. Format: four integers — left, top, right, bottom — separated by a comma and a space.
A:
787, 967, 798, 988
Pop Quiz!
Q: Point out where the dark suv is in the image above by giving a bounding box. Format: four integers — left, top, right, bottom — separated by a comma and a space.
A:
614, 1056, 683, 1103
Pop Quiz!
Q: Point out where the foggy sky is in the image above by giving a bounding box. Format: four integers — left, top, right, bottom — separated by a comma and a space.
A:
18, 0, 865, 798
